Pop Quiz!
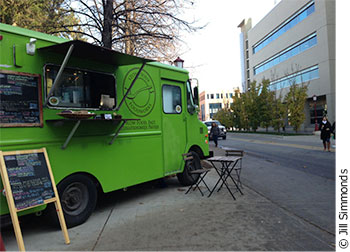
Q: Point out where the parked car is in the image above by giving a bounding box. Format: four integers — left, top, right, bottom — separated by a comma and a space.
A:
204, 120, 227, 140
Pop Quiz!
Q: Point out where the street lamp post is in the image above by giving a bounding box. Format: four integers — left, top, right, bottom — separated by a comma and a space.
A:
313, 95, 318, 131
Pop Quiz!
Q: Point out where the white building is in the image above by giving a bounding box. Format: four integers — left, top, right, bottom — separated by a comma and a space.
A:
199, 89, 240, 121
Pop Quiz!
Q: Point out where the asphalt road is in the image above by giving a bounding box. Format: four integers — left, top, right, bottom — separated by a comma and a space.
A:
217, 132, 335, 235
221, 132, 335, 180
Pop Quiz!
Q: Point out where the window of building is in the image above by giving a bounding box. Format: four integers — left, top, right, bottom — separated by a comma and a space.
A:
201, 104, 205, 121
45, 65, 116, 109
216, 93, 220, 99
207, 94, 209, 99
254, 33, 317, 75
230, 93, 233, 98
210, 93, 214, 99
209, 103, 222, 109
162, 85, 182, 114
226, 93, 228, 98
269, 65, 319, 91
209, 103, 222, 118
309, 105, 324, 124
308, 95, 327, 125
221, 93, 223, 99
253, 1, 315, 54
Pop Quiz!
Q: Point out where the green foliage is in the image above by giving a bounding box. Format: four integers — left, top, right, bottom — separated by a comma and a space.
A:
223, 73, 307, 133
285, 83, 308, 132
244, 81, 260, 132
231, 91, 248, 131
259, 79, 273, 131
213, 108, 232, 128
0, 0, 83, 39
271, 91, 287, 132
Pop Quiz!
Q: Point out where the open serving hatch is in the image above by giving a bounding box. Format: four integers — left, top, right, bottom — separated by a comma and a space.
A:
38, 40, 154, 111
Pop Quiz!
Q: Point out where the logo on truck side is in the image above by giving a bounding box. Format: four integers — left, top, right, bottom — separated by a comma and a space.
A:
123, 68, 156, 117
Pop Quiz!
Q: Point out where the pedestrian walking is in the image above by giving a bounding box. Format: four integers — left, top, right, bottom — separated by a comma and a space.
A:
210, 122, 220, 147
319, 116, 332, 151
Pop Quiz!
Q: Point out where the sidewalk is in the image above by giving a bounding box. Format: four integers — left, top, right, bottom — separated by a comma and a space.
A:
1, 145, 335, 251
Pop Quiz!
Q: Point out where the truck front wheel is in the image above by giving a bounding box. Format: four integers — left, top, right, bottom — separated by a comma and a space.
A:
177, 151, 201, 186
46, 174, 97, 228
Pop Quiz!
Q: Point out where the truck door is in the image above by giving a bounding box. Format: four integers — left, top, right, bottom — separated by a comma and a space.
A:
162, 81, 187, 175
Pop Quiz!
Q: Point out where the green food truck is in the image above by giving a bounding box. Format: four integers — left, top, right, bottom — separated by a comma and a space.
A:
0, 23, 211, 227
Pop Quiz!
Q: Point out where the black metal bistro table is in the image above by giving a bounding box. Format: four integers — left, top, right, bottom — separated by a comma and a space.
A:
207, 156, 244, 200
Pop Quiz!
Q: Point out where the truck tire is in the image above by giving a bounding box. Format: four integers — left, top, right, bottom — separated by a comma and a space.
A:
45, 174, 97, 228
177, 151, 201, 186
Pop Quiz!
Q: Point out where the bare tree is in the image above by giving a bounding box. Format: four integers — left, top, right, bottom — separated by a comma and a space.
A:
52, 0, 203, 61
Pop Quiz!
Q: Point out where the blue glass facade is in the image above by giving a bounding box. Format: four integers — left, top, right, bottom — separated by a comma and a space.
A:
269, 65, 319, 91
253, 1, 315, 54
254, 33, 317, 75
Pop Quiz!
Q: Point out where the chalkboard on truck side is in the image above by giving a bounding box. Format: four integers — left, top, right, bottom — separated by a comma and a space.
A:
0, 148, 70, 251
0, 70, 43, 127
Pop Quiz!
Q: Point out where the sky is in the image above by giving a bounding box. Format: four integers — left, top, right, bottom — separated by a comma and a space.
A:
178, 0, 281, 93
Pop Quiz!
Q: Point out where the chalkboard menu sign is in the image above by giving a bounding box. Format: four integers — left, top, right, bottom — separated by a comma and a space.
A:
3, 152, 55, 210
0, 70, 43, 127
0, 148, 70, 251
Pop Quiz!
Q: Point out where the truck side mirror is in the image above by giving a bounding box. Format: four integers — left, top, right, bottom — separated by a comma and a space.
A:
193, 86, 199, 105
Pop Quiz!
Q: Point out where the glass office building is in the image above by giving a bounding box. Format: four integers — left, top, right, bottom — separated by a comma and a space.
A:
238, 0, 335, 130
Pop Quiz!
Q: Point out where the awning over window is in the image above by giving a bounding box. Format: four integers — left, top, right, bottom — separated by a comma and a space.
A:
38, 40, 153, 66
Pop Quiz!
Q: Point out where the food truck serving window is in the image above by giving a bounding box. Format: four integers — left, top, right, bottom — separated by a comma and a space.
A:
45, 65, 116, 109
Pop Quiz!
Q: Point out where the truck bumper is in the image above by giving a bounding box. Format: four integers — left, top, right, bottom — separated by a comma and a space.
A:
204, 151, 214, 159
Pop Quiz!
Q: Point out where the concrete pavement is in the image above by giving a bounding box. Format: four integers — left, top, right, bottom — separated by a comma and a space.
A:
1, 139, 335, 251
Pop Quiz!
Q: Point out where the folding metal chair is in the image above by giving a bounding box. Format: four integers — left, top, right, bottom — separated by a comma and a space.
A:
182, 152, 211, 196
224, 149, 244, 188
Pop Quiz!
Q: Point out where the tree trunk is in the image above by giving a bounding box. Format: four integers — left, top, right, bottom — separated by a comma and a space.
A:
124, 0, 135, 55
102, 0, 113, 49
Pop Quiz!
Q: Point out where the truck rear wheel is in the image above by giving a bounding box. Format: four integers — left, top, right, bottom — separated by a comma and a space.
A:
46, 174, 97, 228
177, 151, 201, 186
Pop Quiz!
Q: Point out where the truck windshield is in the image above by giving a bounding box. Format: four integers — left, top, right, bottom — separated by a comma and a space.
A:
45, 65, 116, 109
